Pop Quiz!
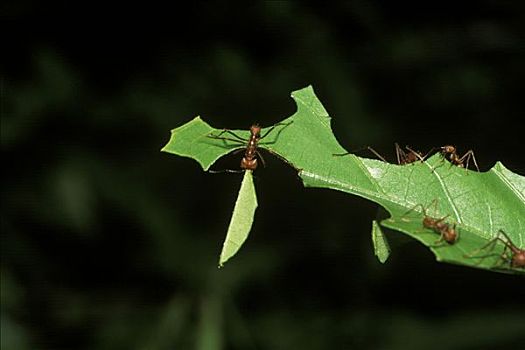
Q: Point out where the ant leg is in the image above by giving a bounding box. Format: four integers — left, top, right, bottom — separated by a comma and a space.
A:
264, 148, 298, 170
209, 129, 248, 143
495, 230, 514, 245
333, 146, 384, 160
463, 235, 501, 261
493, 245, 512, 269
367, 146, 388, 162
403, 200, 448, 229
403, 199, 441, 220
208, 149, 245, 173
259, 125, 278, 140
404, 146, 426, 162
454, 150, 478, 172
259, 121, 293, 140
429, 240, 450, 248
256, 150, 266, 167
231, 148, 245, 155
208, 169, 244, 174
458, 150, 479, 172
431, 233, 447, 247
403, 145, 438, 165
218, 129, 248, 141
494, 231, 523, 268
410, 198, 441, 218
464, 252, 502, 266
403, 203, 427, 218
433, 215, 450, 226
207, 134, 247, 145
395, 143, 406, 164
463, 238, 501, 267
462, 152, 471, 172
422, 146, 439, 160
483, 237, 502, 251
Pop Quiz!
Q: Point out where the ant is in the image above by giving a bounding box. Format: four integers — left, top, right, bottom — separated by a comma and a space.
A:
207, 121, 291, 172
394, 143, 429, 165
404, 200, 458, 245
437, 145, 479, 171
434, 221, 458, 245
465, 230, 525, 269
334, 143, 428, 165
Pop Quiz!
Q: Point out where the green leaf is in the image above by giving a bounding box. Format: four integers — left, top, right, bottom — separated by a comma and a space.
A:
162, 86, 525, 274
161, 116, 245, 171
161, 117, 293, 172
371, 220, 391, 263
218, 170, 258, 267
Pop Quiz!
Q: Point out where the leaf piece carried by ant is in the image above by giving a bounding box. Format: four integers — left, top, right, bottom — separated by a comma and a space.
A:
371, 220, 391, 263
161, 116, 247, 171
218, 170, 258, 267
162, 117, 294, 172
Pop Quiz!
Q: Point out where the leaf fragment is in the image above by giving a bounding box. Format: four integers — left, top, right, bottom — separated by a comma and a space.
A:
371, 220, 391, 263
218, 170, 258, 267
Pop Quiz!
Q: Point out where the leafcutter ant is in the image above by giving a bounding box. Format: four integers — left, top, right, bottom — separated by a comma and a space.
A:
207, 121, 292, 172
334, 143, 428, 165
404, 200, 458, 245
465, 230, 525, 269
394, 143, 429, 165
438, 145, 480, 171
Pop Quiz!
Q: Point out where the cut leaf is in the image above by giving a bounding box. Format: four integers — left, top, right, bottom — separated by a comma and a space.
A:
161, 117, 293, 172
371, 220, 391, 263
218, 170, 258, 267
162, 86, 525, 274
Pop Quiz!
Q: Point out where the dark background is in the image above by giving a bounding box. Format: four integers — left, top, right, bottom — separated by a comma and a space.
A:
2, 1, 525, 349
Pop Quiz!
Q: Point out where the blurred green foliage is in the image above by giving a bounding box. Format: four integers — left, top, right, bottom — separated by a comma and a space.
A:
3, 2, 525, 349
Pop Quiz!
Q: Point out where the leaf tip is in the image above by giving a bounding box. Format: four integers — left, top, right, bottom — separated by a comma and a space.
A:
371, 220, 391, 263
160, 136, 173, 154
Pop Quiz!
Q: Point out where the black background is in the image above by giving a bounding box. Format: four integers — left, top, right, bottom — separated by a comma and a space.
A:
3, 1, 525, 349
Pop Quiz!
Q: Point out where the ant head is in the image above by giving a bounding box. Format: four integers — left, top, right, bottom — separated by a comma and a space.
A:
512, 250, 525, 268
250, 124, 261, 135
444, 227, 458, 244
422, 216, 434, 229
441, 145, 456, 153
